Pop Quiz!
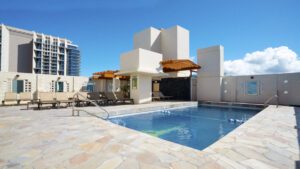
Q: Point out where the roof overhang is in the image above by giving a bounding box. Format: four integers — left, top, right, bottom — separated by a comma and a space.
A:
160, 59, 201, 72
91, 70, 129, 80
115, 70, 168, 77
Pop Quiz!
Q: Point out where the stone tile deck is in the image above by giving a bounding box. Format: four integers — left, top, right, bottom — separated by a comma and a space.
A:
0, 103, 299, 169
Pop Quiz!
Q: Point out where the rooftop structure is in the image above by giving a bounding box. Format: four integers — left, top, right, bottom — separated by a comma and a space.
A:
0, 24, 80, 76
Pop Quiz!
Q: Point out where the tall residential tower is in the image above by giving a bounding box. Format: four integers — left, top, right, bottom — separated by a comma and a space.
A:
0, 24, 80, 76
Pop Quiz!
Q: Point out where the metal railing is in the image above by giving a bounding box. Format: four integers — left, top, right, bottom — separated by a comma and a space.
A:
71, 92, 109, 120
264, 90, 279, 108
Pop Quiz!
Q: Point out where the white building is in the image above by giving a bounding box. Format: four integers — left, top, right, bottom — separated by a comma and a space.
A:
118, 25, 199, 104
118, 25, 300, 106
0, 24, 80, 76
0, 24, 87, 103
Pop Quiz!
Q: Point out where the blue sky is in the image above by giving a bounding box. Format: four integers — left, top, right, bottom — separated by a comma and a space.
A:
1, 0, 299, 76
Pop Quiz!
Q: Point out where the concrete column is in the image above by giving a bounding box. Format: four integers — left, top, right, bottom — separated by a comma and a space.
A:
130, 74, 152, 104
197, 45, 224, 102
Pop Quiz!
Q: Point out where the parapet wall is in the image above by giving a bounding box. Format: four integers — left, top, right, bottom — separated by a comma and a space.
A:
221, 72, 300, 106
0, 72, 89, 102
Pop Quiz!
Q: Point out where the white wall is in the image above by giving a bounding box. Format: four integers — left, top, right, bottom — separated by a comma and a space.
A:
120, 49, 140, 73
197, 45, 224, 102
120, 48, 163, 74
133, 27, 161, 53
161, 26, 190, 60
119, 48, 163, 104
0, 71, 89, 102
196, 45, 300, 106
222, 73, 300, 105
197, 45, 224, 77
130, 75, 152, 104
1, 25, 9, 72
8, 30, 33, 73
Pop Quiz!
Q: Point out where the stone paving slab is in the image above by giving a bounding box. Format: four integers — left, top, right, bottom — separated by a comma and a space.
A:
0, 103, 299, 169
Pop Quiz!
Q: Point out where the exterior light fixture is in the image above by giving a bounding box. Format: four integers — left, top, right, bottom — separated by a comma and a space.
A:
15, 74, 20, 78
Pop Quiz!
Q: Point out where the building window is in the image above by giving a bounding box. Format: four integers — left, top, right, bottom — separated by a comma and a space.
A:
131, 76, 138, 89
246, 81, 258, 95
56, 81, 64, 92
24, 80, 31, 92
66, 82, 70, 92
12, 80, 24, 93
86, 82, 94, 92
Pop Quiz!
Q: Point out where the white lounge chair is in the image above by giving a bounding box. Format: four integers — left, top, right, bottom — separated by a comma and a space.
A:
2, 92, 18, 105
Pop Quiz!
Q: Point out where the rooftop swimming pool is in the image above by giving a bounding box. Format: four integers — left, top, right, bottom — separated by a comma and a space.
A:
109, 105, 261, 150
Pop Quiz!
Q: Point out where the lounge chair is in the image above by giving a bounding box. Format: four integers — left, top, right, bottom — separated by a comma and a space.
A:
56, 92, 74, 107
66, 92, 75, 100
2, 92, 18, 105
114, 92, 134, 104
152, 91, 172, 100
19, 92, 32, 104
75, 92, 89, 106
18, 92, 32, 109
37, 92, 59, 109
105, 92, 122, 105
87, 92, 107, 105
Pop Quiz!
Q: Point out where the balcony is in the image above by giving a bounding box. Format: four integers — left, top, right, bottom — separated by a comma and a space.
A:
35, 39, 42, 43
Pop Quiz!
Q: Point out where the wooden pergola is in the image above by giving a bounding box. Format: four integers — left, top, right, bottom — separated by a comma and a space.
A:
160, 59, 201, 76
91, 70, 129, 80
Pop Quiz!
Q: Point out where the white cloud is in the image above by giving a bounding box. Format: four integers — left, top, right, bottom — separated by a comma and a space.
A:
224, 46, 300, 75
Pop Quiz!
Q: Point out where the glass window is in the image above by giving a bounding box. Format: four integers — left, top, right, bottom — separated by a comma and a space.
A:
55, 81, 64, 92
131, 76, 138, 89
12, 80, 24, 93
246, 81, 258, 95
86, 82, 94, 92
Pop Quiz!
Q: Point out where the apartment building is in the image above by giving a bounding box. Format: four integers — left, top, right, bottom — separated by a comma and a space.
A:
0, 24, 80, 76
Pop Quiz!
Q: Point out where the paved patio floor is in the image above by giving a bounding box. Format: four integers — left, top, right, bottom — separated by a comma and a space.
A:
0, 102, 299, 169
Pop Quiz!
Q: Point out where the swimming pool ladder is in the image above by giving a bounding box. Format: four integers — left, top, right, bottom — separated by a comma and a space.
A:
71, 92, 110, 120
264, 90, 279, 108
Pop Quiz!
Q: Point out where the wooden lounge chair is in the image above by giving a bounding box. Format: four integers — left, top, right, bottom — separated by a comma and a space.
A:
2, 92, 18, 105
19, 92, 32, 104
75, 92, 89, 106
67, 92, 76, 100
37, 92, 58, 109
105, 92, 122, 105
152, 91, 172, 100
18, 92, 32, 109
114, 92, 134, 104
56, 92, 74, 107
87, 92, 107, 105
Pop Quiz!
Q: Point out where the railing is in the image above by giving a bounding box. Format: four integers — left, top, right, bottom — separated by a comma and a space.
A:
264, 90, 279, 108
71, 92, 110, 120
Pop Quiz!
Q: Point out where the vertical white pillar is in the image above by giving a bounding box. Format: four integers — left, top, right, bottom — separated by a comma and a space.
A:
1, 24, 10, 72
130, 74, 152, 104
197, 45, 224, 102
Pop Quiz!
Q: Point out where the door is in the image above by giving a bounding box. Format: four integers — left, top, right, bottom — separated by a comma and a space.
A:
12, 80, 24, 93
56, 81, 64, 92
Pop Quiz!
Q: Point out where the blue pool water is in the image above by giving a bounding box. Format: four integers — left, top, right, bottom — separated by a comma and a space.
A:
109, 106, 261, 150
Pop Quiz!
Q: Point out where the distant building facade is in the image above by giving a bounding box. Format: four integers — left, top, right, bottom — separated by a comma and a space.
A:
0, 24, 80, 76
